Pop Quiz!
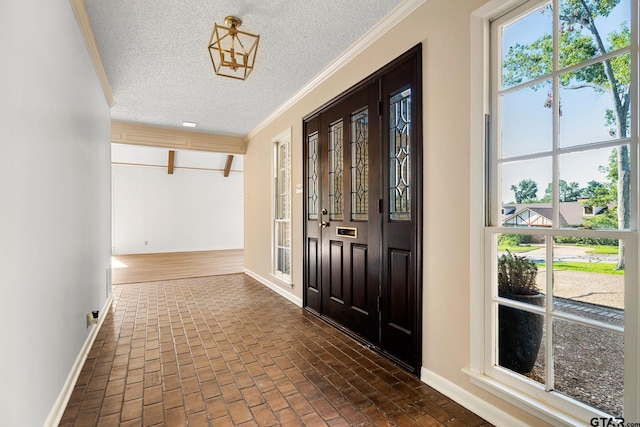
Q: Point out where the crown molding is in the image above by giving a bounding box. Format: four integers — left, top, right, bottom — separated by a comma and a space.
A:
111, 120, 247, 154
69, 0, 115, 107
247, 0, 428, 140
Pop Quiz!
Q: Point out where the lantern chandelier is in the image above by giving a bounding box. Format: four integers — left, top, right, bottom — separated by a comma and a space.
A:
208, 16, 260, 81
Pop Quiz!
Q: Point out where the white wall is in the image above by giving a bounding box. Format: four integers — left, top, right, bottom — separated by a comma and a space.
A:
112, 144, 244, 254
0, 1, 112, 426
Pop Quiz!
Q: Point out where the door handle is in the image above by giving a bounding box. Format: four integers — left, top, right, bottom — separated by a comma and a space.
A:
319, 221, 330, 228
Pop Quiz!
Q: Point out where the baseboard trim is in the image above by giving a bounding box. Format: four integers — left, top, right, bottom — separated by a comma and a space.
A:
420, 367, 529, 427
244, 268, 303, 307
44, 292, 114, 427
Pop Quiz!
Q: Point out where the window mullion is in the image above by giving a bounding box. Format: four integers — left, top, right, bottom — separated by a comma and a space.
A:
545, 236, 554, 392
547, 1, 559, 392
490, 19, 502, 227
551, 0, 560, 230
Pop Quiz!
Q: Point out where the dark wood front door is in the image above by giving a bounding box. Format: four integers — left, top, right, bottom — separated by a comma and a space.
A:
304, 46, 422, 374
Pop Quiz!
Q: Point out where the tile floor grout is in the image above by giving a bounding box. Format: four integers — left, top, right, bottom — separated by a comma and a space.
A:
60, 273, 491, 426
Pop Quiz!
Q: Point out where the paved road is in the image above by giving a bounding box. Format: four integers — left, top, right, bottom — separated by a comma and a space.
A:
500, 245, 624, 310
504, 244, 618, 264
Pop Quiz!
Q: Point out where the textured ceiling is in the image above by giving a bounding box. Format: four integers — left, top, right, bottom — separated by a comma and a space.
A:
85, 0, 402, 137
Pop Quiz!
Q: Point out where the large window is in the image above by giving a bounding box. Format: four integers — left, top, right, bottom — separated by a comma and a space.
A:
273, 130, 291, 281
482, 0, 638, 422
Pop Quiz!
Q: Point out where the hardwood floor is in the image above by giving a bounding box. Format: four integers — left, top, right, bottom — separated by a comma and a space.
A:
111, 250, 244, 284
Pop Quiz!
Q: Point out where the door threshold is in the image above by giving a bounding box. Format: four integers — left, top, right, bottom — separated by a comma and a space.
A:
304, 307, 420, 376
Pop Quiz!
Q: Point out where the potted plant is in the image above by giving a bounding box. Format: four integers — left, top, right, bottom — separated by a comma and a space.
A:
497, 250, 544, 374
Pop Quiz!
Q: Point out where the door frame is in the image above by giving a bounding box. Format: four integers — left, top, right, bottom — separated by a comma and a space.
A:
302, 45, 423, 375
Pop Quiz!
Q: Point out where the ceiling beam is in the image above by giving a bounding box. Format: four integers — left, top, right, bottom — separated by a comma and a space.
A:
111, 120, 247, 154
168, 150, 175, 175
69, 0, 115, 108
223, 155, 234, 177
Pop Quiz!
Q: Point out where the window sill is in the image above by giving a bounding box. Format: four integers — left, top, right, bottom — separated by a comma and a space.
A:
270, 273, 292, 287
463, 368, 591, 427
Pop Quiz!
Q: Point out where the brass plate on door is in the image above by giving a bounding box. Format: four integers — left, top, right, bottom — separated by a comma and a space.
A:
336, 227, 357, 238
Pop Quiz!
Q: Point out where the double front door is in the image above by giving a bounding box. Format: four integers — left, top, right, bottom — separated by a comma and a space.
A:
303, 47, 422, 374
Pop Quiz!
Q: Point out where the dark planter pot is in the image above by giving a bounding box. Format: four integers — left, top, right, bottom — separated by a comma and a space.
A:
498, 291, 544, 374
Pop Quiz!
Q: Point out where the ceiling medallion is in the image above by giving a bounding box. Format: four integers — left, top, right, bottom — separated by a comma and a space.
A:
208, 16, 260, 81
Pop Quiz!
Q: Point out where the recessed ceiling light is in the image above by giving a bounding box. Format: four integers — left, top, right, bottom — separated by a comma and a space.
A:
182, 121, 197, 128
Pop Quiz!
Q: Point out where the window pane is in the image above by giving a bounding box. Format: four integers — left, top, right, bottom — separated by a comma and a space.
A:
552, 239, 624, 325
501, 81, 553, 158
501, 3, 552, 90
559, 55, 631, 148
390, 89, 411, 220
553, 319, 623, 417
276, 222, 284, 247
559, 0, 630, 69
351, 108, 369, 221
501, 158, 552, 211
279, 143, 287, 174
498, 306, 545, 381
277, 194, 285, 219
559, 146, 629, 230
329, 120, 344, 221
277, 247, 291, 276
497, 234, 546, 307
308, 132, 319, 220
284, 221, 291, 248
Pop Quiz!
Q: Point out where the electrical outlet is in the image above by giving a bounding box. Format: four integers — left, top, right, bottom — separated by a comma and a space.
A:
86, 313, 94, 328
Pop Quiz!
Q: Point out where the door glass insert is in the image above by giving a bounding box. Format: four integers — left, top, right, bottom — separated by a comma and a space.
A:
308, 131, 319, 220
351, 108, 369, 221
390, 89, 411, 220
329, 120, 344, 221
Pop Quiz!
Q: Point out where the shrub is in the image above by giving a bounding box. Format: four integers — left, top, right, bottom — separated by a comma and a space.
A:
553, 236, 619, 246
498, 234, 532, 247
497, 250, 539, 295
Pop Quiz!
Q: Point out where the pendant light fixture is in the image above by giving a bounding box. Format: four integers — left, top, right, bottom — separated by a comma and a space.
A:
208, 16, 260, 81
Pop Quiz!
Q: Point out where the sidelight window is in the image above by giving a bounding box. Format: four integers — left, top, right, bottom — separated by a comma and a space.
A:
390, 89, 411, 220
274, 130, 291, 280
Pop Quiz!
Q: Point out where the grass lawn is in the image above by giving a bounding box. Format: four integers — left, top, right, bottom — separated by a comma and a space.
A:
580, 244, 619, 255
542, 261, 623, 275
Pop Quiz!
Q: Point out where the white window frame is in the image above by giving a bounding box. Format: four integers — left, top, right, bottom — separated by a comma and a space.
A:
468, 1, 640, 424
272, 128, 292, 283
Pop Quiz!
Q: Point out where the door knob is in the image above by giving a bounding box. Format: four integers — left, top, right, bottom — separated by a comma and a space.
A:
319, 221, 329, 228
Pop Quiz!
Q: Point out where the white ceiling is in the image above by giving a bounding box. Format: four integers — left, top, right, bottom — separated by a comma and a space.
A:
85, 0, 402, 137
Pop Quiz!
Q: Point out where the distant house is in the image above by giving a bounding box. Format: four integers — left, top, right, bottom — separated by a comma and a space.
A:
501, 202, 608, 228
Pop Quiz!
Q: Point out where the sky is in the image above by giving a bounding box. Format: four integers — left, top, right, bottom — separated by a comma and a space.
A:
498, 0, 631, 203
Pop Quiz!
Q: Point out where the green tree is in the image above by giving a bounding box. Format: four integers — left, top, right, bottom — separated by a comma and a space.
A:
540, 180, 581, 202
511, 179, 538, 203
583, 150, 619, 229
580, 180, 608, 200
503, 0, 630, 269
